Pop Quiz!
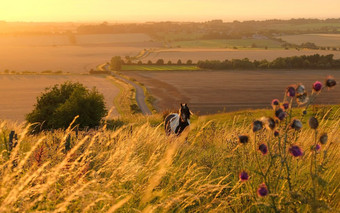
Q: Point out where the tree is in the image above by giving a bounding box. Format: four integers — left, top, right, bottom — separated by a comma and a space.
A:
186, 59, 193, 65
156, 59, 164, 65
110, 56, 122, 71
177, 59, 182, 65
26, 82, 107, 132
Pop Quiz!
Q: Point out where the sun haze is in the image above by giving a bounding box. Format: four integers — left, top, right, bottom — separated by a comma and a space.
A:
0, 0, 339, 22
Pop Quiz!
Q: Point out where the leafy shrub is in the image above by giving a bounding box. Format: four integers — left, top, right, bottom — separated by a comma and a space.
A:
26, 82, 107, 132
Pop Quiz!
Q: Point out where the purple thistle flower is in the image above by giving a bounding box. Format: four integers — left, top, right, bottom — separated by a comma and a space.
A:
325, 76, 336, 88
271, 99, 280, 106
289, 145, 303, 157
239, 171, 249, 181
259, 144, 268, 155
313, 81, 322, 92
282, 102, 289, 110
257, 183, 268, 197
315, 144, 321, 151
238, 135, 249, 144
274, 130, 279, 137
286, 86, 296, 97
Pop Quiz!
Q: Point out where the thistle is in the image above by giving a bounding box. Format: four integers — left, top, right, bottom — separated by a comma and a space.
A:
289, 145, 303, 157
257, 183, 268, 197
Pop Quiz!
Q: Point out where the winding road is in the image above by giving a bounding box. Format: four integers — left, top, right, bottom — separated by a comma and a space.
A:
103, 64, 152, 115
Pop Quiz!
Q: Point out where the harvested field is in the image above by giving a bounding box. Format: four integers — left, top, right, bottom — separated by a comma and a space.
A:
0, 34, 161, 73
0, 75, 119, 122
278, 34, 340, 47
123, 70, 340, 114
142, 48, 340, 63
171, 39, 283, 49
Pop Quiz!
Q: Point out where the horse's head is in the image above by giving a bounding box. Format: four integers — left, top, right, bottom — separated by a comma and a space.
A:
179, 103, 192, 123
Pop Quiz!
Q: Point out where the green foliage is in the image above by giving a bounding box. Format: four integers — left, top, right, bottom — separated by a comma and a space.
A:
155, 59, 164, 65
110, 56, 122, 71
198, 54, 340, 70
26, 82, 107, 131
121, 65, 200, 71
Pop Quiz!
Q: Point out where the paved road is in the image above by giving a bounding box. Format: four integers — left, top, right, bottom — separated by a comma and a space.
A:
104, 64, 152, 115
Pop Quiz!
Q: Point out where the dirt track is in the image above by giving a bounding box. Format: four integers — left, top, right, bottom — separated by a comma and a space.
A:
123, 70, 340, 115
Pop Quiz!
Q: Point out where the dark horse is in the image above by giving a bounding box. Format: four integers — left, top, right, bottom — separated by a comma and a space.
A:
164, 103, 192, 135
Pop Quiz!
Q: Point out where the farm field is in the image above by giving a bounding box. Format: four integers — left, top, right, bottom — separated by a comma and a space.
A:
123, 69, 340, 114
278, 34, 340, 47
0, 75, 119, 122
0, 33, 161, 73
142, 48, 340, 63
122, 65, 200, 71
170, 38, 283, 49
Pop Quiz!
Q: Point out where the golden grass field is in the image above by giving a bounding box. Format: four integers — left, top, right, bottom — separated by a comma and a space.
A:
0, 34, 160, 73
142, 48, 340, 63
0, 75, 120, 122
123, 70, 340, 114
278, 34, 340, 47
0, 105, 339, 212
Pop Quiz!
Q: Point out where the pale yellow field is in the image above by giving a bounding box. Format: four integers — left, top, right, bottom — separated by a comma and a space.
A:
0, 34, 160, 73
142, 48, 340, 63
0, 75, 119, 122
278, 34, 340, 47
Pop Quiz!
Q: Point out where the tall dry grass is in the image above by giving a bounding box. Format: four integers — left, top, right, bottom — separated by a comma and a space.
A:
0, 105, 339, 212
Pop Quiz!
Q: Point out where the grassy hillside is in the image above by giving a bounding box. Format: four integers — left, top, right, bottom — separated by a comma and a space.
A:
0, 103, 339, 212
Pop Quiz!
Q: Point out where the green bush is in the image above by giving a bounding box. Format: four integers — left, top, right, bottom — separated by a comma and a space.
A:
26, 82, 107, 132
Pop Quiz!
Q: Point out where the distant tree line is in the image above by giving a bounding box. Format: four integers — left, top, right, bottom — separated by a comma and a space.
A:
77, 18, 340, 40
197, 54, 340, 70
109, 56, 193, 71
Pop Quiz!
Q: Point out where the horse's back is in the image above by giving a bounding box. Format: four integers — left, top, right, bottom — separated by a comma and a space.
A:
164, 113, 178, 135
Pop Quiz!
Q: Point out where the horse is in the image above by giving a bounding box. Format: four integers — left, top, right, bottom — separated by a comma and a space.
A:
164, 103, 192, 135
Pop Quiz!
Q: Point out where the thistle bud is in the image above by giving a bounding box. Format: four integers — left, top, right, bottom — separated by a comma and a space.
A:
325, 76, 336, 88
309, 117, 319, 129
290, 119, 303, 131
319, 133, 328, 144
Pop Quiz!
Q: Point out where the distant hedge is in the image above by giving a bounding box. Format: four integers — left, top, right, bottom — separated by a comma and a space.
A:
197, 54, 340, 70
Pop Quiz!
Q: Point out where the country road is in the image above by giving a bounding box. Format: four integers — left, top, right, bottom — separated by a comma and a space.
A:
103, 64, 152, 115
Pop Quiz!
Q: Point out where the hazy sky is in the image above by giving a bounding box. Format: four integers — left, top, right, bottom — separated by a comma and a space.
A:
1, 0, 340, 22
